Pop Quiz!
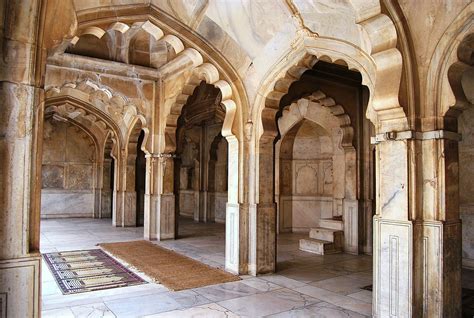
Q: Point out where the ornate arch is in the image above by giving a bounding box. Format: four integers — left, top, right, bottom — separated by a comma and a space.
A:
278, 91, 355, 149
45, 79, 148, 147
426, 3, 474, 128
54, 8, 249, 161
163, 63, 236, 153
256, 10, 407, 141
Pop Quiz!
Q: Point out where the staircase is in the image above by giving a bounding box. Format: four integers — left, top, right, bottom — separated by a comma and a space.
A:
299, 216, 343, 255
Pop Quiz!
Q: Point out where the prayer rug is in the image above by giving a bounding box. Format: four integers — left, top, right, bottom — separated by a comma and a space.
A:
43, 249, 146, 295
99, 240, 240, 291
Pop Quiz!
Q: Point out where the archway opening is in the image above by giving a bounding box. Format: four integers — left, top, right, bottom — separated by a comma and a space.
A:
135, 130, 146, 226
278, 120, 337, 234
451, 33, 474, 317
40, 117, 98, 221
39, 113, 123, 257
269, 61, 375, 301
173, 81, 228, 266
459, 101, 474, 317
101, 134, 115, 220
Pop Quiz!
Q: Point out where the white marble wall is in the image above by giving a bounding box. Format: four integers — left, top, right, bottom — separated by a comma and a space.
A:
41, 190, 95, 218
213, 192, 227, 223
280, 195, 333, 232
41, 120, 97, 218
279, 119, 339, 232
179, 190, 197, 218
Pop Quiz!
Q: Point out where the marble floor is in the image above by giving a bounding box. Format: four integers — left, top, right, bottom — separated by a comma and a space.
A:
40, 217, 374, 317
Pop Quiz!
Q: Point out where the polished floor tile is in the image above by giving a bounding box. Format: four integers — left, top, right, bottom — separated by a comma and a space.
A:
267, 301, 367, 317
40, 217, 374, 317
217, 288, 320, 317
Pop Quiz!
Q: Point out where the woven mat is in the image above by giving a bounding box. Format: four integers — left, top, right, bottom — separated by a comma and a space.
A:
99, 240, 239, 291
43, 249, 146, 294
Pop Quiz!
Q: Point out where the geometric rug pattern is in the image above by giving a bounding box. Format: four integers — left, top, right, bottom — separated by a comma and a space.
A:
42, 249, 146, 295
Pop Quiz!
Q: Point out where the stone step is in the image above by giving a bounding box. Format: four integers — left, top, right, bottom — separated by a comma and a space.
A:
318, 218, 344, 231
299, 238, 341, 255
309, 227, 343, 245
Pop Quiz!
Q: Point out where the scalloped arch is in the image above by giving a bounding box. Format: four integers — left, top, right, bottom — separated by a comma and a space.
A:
426, 3, 474, 125
163, 62, 235, 153
45, 79, 147, 148
279, 91, 355, 149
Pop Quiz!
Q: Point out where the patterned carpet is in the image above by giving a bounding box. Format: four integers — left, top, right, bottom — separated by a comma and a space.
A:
43, 249, 146, 294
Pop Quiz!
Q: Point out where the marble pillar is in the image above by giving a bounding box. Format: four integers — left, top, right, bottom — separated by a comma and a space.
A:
94, 160, 103, 218
0, 1, 42, 317
144, 154, 175, 240
123, 154, 137, 227
373, 132, 462, 317
252, 135, 277, 274
413, 136, 461, 317
199, 125, 209, 222
224, 135, 245, 274
373, 137, 412, 317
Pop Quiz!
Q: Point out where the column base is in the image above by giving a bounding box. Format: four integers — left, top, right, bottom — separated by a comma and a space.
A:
343, 199, 358, 254
225, 203, 240, 274
413, 220, 461, 317
0, 255, 41, 318
254, 203, 276, 275
157, 193, 175, 240
373, 217, 462, 317
373, 217, 413, 317
123, 191, 137, 227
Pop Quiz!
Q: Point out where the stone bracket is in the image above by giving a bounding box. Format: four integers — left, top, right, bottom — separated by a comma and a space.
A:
414, 130, 462, 141
146, 153, 177, 158
371, 130, 414, 144
371, 130, 462, 144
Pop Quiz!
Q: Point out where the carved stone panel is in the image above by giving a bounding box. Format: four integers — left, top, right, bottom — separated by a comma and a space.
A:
294, 163, 318, 195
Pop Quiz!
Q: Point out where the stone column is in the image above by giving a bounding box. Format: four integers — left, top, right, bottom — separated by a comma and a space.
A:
144, 154, 175, 240
207, 158, 217, 222
343, 148, 358, 254
373, 130, 462, 317
0, 1, 42, 317
94, 159, 103, 218
252, 134, 277, 274
373, 132, 413, 317
224, 134, 243, 274
123, 151, 137, 227
113, 153, 126, 226
199, 125, 210, 222
413, 132, 461, 317
101, 158, 113, 218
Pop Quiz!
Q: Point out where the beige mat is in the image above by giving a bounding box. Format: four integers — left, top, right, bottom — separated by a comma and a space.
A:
99, 240, 239, 291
